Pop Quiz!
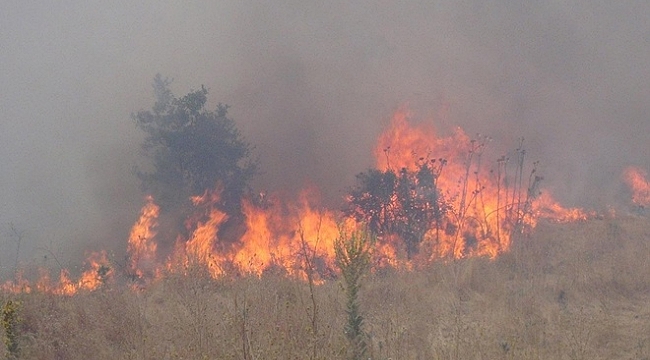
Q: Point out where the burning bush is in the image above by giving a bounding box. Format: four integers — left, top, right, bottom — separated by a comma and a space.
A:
346, 110, 545, 261
344, 161, 449, 260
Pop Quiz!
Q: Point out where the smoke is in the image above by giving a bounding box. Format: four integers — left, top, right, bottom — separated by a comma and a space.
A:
1, 1, 649, 271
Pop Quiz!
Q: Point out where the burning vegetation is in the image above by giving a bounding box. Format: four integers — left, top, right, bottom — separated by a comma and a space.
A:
1, 81, 645, 296
623, 166, 650, 208
114, 107, 596, 289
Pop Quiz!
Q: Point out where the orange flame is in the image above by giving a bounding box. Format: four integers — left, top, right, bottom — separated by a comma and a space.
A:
235, 190, 341, 279
366, 109, 592, 259
1, 272, 32, 294
75, 251, 113, 292
532, 192, 593, 224
2, 251, 112, 295
370, 109, 513, 258
128, 195, 159, 279
178, 205, 228, 278
127, 188, 343, 282
623, 166, 650, 207
375, 108, 471, 176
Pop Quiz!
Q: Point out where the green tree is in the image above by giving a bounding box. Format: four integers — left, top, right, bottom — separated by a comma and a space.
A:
133, 75, 257, 215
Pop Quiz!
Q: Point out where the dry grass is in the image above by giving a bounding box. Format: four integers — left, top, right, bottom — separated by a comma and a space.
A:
2, 215, 650, 359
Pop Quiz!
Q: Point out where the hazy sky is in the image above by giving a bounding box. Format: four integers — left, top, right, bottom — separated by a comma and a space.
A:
1, 1, 649, 270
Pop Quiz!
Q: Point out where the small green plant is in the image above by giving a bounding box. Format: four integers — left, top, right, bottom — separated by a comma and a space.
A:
2, 300, 21, 359
335, 226, 373, 360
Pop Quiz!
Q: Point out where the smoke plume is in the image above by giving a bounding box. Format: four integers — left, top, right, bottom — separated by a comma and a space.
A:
1, 1, 649, 272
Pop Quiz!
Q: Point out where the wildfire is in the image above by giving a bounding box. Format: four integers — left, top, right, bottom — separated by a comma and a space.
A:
170, 196, 228, 278
234, 191, 340, 278
127, 195, 159, 279
2, 108, 606, 294
532, 192, 593, 224
375, 108, 471, 177
366, 109, 526, 259
623, 166, 650, 207
125, 188, 342, 283
2, 251, 112, 295
352, 108, 595, 260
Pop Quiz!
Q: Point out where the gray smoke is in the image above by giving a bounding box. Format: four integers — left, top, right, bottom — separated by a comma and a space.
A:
1, 1, 649, 273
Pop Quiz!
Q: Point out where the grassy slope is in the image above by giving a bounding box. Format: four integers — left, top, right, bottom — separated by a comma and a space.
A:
2, 215, 650, 359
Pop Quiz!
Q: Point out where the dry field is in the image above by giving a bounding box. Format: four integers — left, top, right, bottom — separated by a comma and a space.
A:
2, 214, 650, 359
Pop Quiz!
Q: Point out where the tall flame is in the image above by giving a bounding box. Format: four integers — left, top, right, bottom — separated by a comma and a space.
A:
127, 195, 159, 279
130, 188, 344, 282
623, 166, 650, 207
366, 109, 591, 259
371, 109, 515, 258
